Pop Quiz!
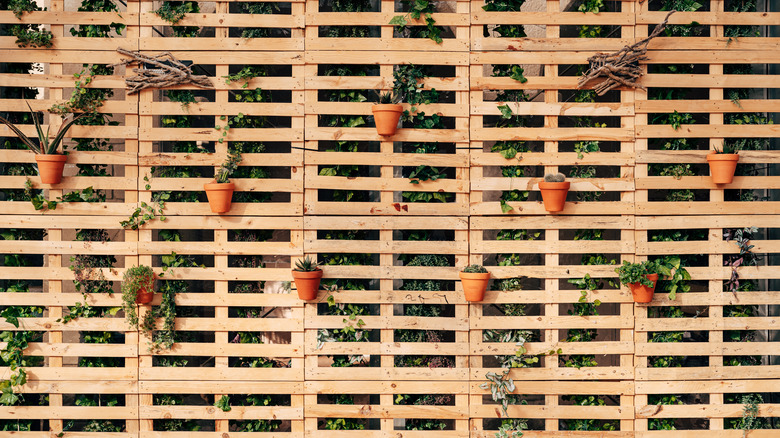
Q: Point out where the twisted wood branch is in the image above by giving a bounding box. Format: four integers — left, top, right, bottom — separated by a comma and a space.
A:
577, 11, 675, 96
114, 47, 214, 95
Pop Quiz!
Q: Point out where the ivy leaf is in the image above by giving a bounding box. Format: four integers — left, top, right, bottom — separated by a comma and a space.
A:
500, 199, 514, 213
214, 395, 231, 412
497, 104, 513, 119
389, 16, 407, 26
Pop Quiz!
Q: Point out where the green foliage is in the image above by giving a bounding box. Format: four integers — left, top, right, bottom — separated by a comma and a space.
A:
390, 0, 443, 43
578, 0, 607, 38
0, 102, 83, 154
482, 0, 526, 38
214, 395, 231, 412
294, 256, 323, 272
463, 264, 488, 273
69, 0, 125, 37
0, 302, 44, 405
155, 1, 200, 37
647, 394, 682, 430
121, 265, 155, 328
238, 2, 281, 38
214, 149, 242, 183
12, 26, 53, 48
481, 369, 515, 417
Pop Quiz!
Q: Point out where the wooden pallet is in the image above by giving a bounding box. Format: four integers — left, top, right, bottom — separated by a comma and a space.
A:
634, 215, 780, 382
303, 216, 470, 380
138, 50, 304, 217
139, 0, 304, 51
469, 380, 635, 437
304, 380, 469, 436
304, 51, 470, 216
304, 0, 470, 51
471, 0, 637, 52
470, 51, 636, 215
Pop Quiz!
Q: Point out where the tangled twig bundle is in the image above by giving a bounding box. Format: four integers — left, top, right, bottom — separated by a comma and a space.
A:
577, 11, 675, 96
115, 47, 214, 94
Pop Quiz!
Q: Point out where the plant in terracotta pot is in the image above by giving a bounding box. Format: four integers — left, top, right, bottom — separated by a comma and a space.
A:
0, 102, 83, 184
538, 172, 570, 213
372, 91, 403, 136
292, 255, 323, 300
121, 265, 156, 327
707, 142, 741, 184
204, 149, 242, 213
615, 260, 659, 303
459, 264, 491, 302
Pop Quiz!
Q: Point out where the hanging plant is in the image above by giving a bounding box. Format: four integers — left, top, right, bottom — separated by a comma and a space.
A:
121, 265, 156, 329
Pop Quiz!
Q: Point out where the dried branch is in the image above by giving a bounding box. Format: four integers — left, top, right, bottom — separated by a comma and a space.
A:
114, 47, 214, 94
577, 11, 675, 96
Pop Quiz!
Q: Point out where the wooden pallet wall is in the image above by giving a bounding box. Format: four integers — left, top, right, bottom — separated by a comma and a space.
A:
0, 0, 777, 436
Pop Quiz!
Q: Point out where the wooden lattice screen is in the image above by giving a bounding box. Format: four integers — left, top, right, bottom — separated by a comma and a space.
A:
0, 0, 778, 436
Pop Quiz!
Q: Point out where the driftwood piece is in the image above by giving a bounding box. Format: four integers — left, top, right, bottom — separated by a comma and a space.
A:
114, 47, 214, 95
577, 11, 675, 96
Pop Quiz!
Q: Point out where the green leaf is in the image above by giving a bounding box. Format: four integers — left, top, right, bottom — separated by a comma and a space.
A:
389, 16, 407, 26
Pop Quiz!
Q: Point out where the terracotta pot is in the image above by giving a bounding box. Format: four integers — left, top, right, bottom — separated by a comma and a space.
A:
135, 287, 154, 305
628, 273, 658, 304
538, 181, 570, 213
35, 154, 67, 184
204, 181, 235, 213
459, 271, 491, 302
372, 104, 403, 136
292, 269, 323, 300
707, 153, 739, 184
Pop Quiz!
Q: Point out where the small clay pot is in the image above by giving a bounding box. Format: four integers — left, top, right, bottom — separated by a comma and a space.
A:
204, 181, 235, 213
35, 154, 67, 184
135, 287, 154, 305
628, 273, 659, 304
372, 104, 403, 136
459, 271, 491, 302
292, 269, 323, 300
706, 153, 739, 184
538, 181, 570, 213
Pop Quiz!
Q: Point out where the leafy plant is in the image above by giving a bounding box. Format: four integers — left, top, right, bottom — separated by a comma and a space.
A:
214, 149, 242, 183
615, 257, 691, 300
481, 369, 515, 417
736, 393, 762, 437
390, 0, 443, 43
294, 256, 322, 272
0, 102, 83, 154
69, 0, 125, 37
463, 264, 488, 273
482, 0, 526, 38
723, 227, 760, 294
214, 395, 231, 412
121, 265, 155, 328
376, 90, 402, 104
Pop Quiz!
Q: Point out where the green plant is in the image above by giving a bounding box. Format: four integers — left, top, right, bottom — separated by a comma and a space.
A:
69, 0, 125, 37
724, 227, 760, 294
614, 260, 658, 287
294, 256, 322, 272
214, 149, 242, 183
615, 258, 690, 300
544, 172, 565, 183
463, 264, 488, 273
482, 0, 526, 38
714, 141, 743, 155
214, 395, 231, 412
481, 369, 515, 417
0, 102, 83, 154
121, 265, 155, 328
390, 0, 442, 43
377, 90, 401, 104
736, 393, 762, 437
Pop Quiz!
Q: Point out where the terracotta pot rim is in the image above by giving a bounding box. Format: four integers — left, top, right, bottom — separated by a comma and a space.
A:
292, 269, 323, 278
459, 271, 491, 279
204, 181, 235, 190
706, 153, 739, 161
538, 181, 571, 189
35, 153, 67, 161
371, 104, 403, 111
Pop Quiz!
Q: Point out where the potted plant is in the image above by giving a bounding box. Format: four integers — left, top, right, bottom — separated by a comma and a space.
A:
121, 265, 156, 327
292, 255, 323, 300
0, 102, 83, 184
538, 172, 570, 213
204, 149, 242, 213
707, 143, 740, 184
372, 91, 402, 136
615, 260, 659, 303
459, 264, 491, 302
